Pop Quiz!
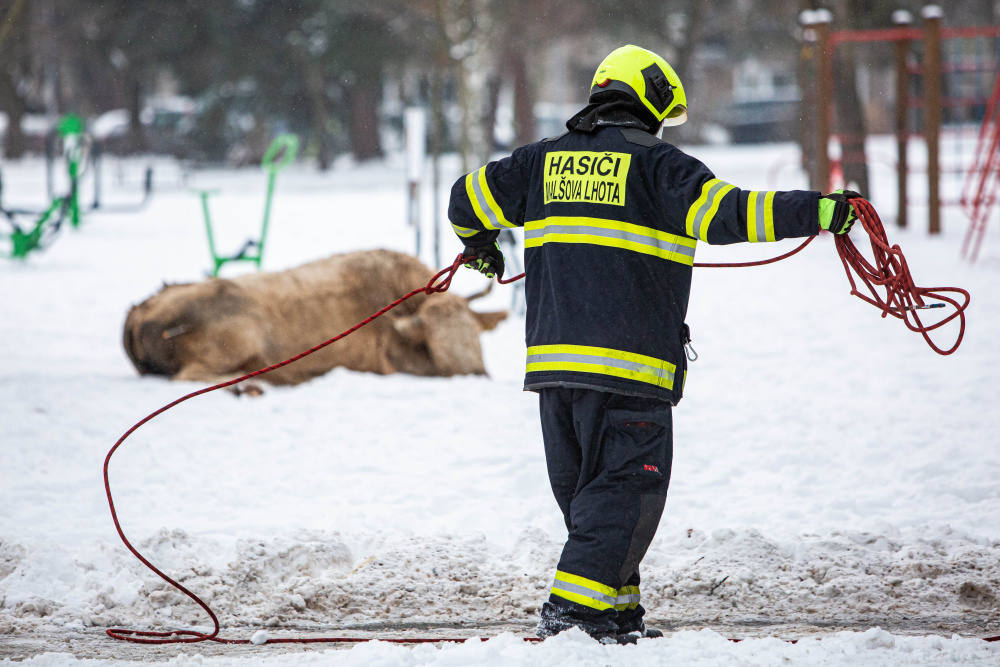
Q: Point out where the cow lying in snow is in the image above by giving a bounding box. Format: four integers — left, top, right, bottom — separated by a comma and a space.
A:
123, 250, 507, 388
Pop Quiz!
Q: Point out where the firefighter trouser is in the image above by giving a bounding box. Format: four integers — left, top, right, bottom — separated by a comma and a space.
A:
537, 387, 673, 637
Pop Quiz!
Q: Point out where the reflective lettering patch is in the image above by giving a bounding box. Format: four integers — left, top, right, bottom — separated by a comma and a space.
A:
543, 151, 631, 206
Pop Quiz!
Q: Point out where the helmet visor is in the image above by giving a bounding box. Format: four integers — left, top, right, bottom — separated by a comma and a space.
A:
661, 106, 687, 127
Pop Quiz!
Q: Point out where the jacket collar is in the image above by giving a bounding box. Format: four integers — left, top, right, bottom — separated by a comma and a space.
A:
565, 97, 661, 135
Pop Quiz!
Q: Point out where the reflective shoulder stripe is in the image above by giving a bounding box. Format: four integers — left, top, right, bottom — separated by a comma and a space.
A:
747, 191, 776, 243
523, 217, 697, 267
686, 178, 736, 242
527, 344, 676, 390
451, 222, 480, 238
465, 167, 515, 231
551, 570, 617, 611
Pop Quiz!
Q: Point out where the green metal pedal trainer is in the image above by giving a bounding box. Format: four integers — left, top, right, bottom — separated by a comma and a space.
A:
195, 134, 299, 276
1, 112, 155, 260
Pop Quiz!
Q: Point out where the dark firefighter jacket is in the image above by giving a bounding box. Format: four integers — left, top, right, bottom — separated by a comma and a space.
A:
449, 125, 820, 404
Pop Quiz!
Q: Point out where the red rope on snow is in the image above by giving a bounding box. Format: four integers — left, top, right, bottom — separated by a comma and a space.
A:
105, 199, 974, 647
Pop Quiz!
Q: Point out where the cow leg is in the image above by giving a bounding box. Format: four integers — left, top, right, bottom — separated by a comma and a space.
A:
172, 364, 266, 396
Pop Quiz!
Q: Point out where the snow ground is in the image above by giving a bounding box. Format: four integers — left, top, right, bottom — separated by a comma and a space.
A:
1, 138, 999, 665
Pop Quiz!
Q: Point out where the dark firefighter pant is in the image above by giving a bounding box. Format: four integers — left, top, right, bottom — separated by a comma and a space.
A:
537, 387, 673, 637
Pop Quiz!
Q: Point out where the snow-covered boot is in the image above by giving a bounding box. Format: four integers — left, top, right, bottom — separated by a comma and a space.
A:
536, 601, 618, 640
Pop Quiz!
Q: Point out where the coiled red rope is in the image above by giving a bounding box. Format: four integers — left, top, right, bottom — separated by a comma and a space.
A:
834, 197, 969, 355
695, 196, 969, 356
105, 199, 982, 647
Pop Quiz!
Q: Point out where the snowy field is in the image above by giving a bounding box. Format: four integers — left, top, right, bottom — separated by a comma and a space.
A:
1, 138, 999, 665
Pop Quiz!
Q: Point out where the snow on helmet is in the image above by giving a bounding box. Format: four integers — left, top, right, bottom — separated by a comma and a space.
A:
591, 45, 688, 127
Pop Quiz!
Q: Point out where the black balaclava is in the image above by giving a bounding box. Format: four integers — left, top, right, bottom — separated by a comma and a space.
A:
565, 90, 662, 135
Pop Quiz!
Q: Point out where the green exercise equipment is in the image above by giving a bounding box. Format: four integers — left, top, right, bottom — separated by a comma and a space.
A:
1, 112, 153, 260
195, 134, 299, 276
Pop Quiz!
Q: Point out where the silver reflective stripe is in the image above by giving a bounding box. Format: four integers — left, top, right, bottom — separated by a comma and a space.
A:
470, 168, 501, 230
691, 180, 728, 240
615, 592, 640, 605
752, 192, 767, 242
551, 579, 618, 607
525, 223, 696, 261
529, 352, 674, 383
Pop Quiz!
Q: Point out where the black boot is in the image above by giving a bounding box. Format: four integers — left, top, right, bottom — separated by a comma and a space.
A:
536, 601, 618, 640
615, 605, 663, 639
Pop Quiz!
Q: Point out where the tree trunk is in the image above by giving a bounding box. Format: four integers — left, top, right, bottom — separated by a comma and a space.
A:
833, 0, 870, 195
833, 36, 869, 194
673, 0, 704, 88
485, 71, 502, 152
124, 78, 147, 154
0, 66, 28, 158
797, 0, 818, 189
347, 78, 382, 162
508, 47, 535, 147
306, 61, 330, 171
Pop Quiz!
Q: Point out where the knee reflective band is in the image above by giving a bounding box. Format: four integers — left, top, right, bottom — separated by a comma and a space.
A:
614, 585, 641, 611
465, 167, 516, 230
686, 178, 735, 242
550, 572, 642, 612
551, 571, 618, 611
746, 191, 776, 243
525, 217, 697, 266
527, 344, 676, 390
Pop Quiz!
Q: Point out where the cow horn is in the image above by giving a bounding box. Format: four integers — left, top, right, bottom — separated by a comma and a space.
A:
464, 280, 494, 302
161, 324, 190, 340
393, 314, 426, 343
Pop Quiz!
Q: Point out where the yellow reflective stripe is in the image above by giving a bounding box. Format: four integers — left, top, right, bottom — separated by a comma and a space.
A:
477, 168, 515, 228
614, 585, 641, 611
554, 571, 619, 597
686, 178, 735, 242
527, 344, 675, 390
464, 167, 514, 231
550, 570, 618, 610
747, 191, 776, 243
464, 171, 490, 229
551, 588, 614, 611
451, 223, 480, 238
764, 191, 776, 242
524, 217, 696, 266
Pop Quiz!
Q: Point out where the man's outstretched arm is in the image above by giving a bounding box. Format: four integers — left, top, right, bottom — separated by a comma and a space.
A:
657, 147, 855, 244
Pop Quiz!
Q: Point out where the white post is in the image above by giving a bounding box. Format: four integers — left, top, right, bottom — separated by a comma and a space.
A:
404, 107, 427, 260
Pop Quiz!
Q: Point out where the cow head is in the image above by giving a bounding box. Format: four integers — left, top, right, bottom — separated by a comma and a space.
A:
392, 296, 507, 376
123, 279, 252, 378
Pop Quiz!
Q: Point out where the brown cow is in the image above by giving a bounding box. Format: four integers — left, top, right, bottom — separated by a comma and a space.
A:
123, 250, 507, 388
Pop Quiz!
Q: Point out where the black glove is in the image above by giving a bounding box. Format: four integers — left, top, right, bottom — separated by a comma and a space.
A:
819, 189, 862, 235
463, 241, 505, 280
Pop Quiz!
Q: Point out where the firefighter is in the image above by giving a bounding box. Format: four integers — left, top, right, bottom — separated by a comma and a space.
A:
448, 45, 856, 643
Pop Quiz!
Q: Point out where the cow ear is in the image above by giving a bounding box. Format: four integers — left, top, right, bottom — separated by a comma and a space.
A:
393, 314, 427, 344
472, 310, 508, 331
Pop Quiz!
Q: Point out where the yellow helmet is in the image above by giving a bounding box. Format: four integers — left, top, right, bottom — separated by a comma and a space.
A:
591, 45, 687, 127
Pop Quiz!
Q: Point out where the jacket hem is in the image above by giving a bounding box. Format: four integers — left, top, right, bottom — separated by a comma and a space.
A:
523, 376, 678, 405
